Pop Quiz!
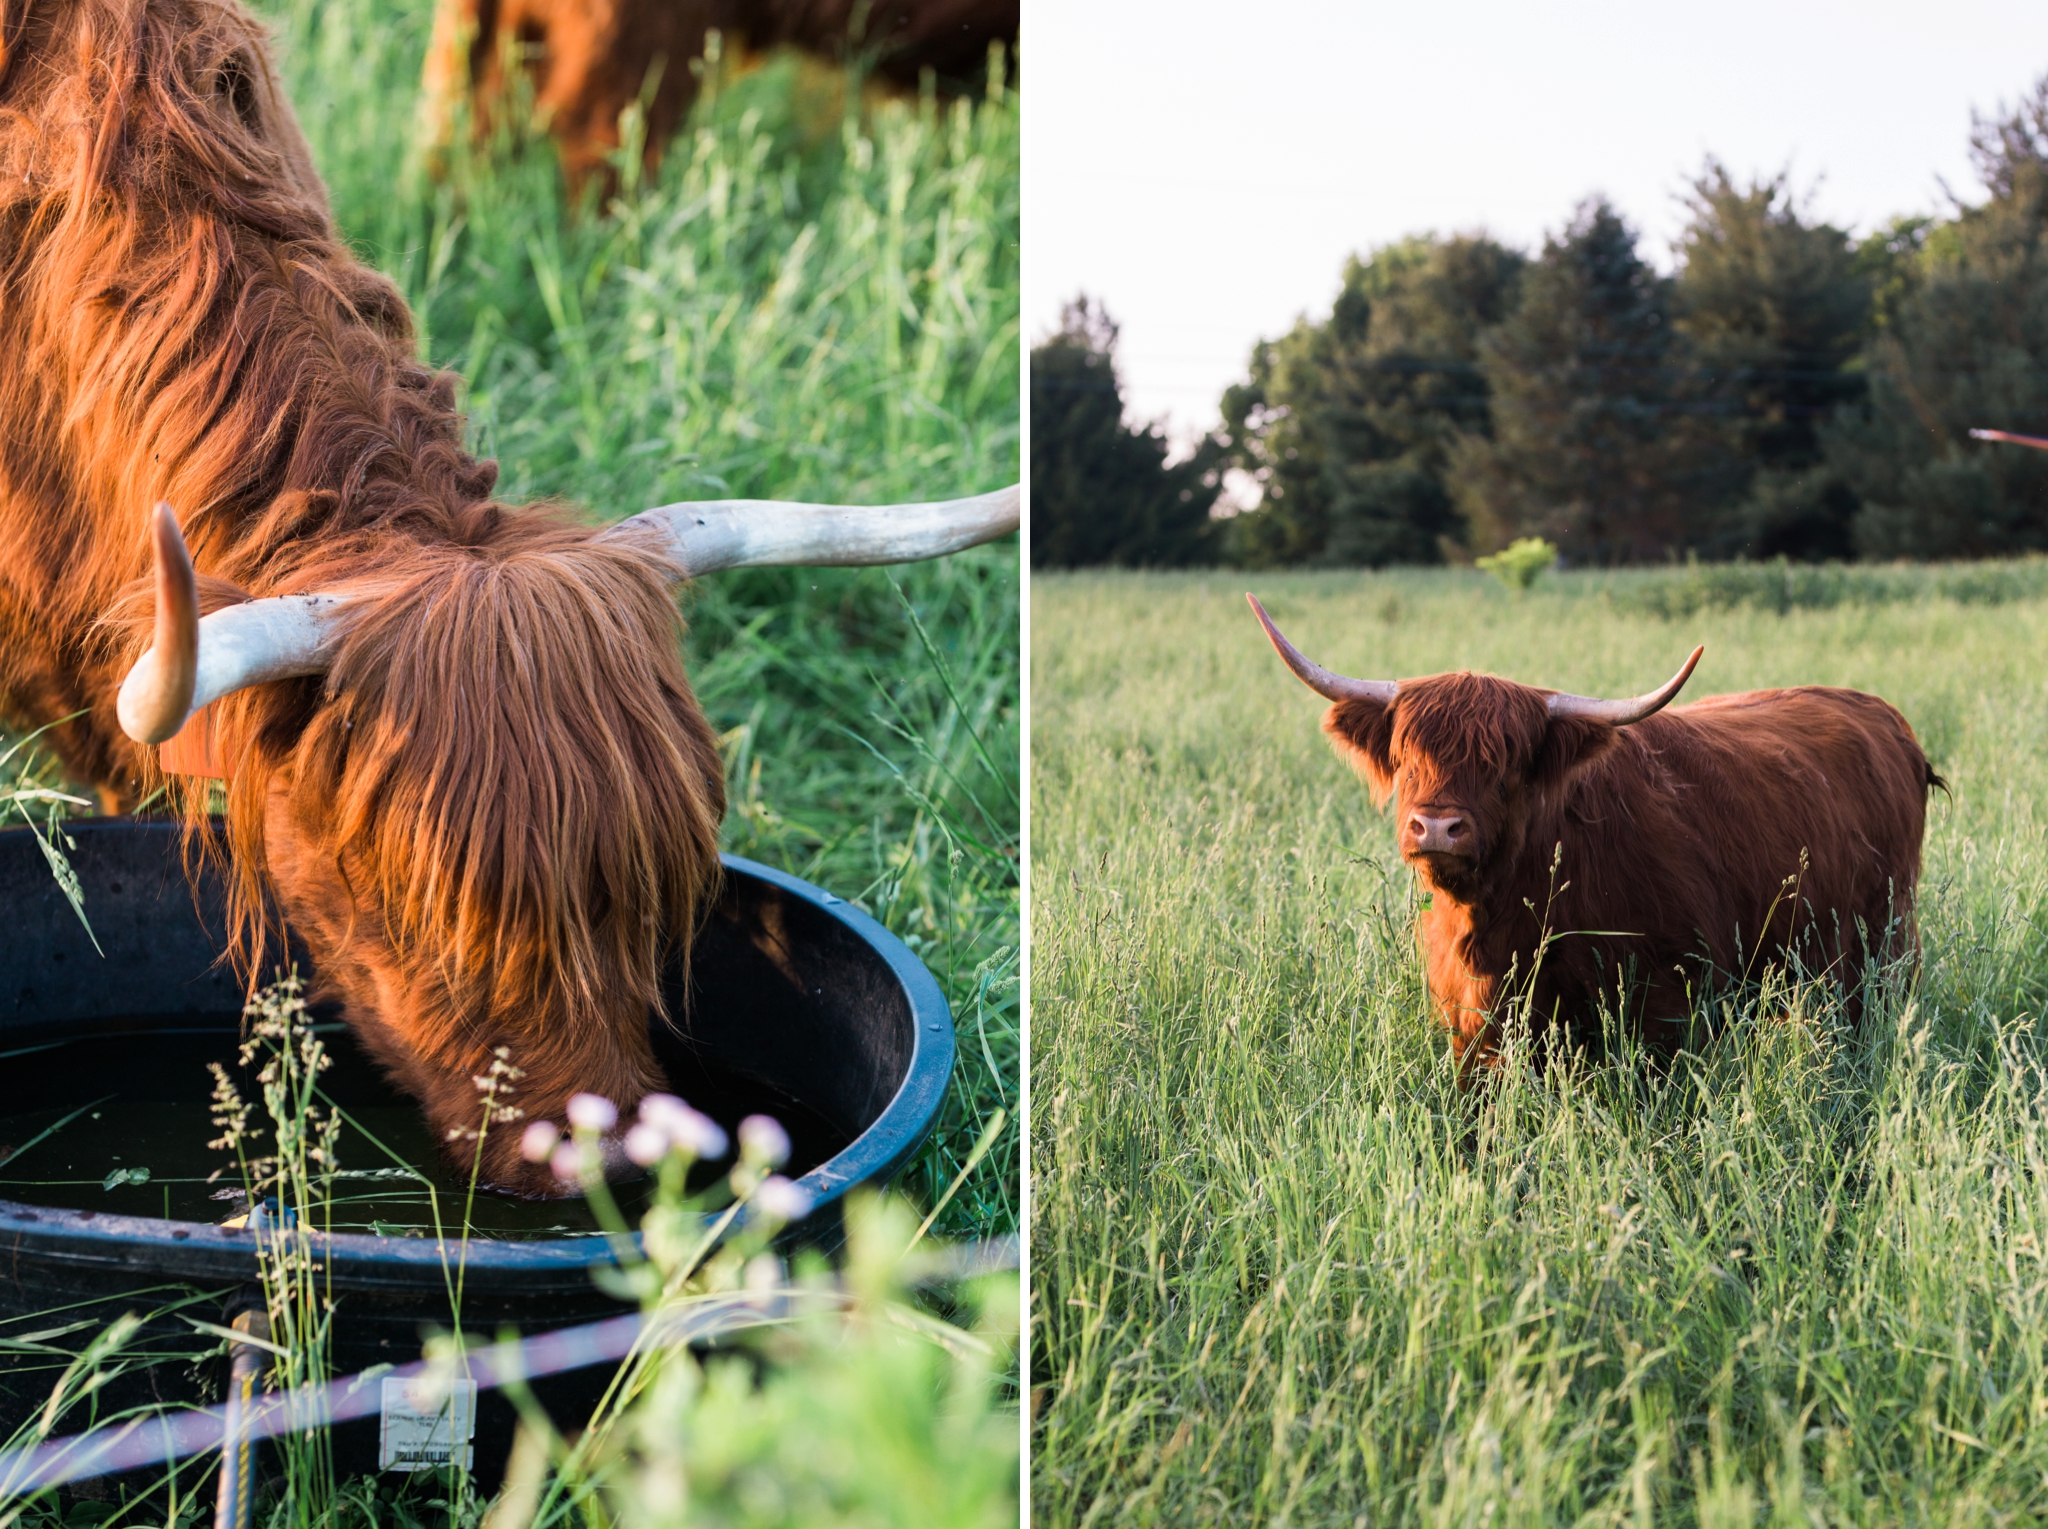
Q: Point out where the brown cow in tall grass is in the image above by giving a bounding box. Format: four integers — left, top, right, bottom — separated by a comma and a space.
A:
422, 0, 1019, 194
1248, 597, 1941, 1070
0, 0, 1016, 1196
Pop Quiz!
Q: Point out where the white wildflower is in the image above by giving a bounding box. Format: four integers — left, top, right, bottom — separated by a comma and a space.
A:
753, 1175, 812, 1222
738, 1114, 791, 1168
623, 1121, 669, 1167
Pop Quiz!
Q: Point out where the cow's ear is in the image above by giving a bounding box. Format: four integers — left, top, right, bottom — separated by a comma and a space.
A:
1532, 716, 1618, 788
1321, 696, 1397, 806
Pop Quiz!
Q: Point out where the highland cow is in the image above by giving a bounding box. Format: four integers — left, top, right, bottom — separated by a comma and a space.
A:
1248, 596, 1940, 1069
421, 0, 1020, 194
0, 0, 1016, 1196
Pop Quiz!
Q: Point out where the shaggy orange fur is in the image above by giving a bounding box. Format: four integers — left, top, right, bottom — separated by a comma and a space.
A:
0, 0, 725, 1195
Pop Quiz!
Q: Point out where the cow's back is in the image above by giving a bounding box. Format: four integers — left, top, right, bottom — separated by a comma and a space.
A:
1654, 685, 1932, 896
1548, 685, 1933, 1008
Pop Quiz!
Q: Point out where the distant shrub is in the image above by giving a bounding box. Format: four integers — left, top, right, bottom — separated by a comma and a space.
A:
1476, 537, 1559, 591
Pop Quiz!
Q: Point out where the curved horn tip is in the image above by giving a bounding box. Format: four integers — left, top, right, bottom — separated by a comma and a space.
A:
1244, 592, 1288, 651
1546, 644, 1703, 726
1653, 645, 1704, 701
116, 502, 200, 745
1245, 593, 1399, 706
148, 502, 194, 582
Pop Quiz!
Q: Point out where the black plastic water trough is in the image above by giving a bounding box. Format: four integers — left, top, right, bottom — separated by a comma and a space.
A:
0, 819, 953, 1482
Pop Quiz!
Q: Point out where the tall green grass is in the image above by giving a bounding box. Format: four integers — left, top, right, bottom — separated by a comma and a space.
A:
1032, 567, 2048, 1525
269, 0, 1017, 514
251, 0, 1019, 1240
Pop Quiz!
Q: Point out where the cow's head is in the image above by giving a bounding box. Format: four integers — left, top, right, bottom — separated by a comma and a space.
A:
1248, 596, 1699, 899
117, 493, 1016, 1198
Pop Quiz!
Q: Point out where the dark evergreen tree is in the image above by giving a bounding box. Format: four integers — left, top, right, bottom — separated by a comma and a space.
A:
1449, 198, 1726, 563
1219, 235, 1525, 567
1823, 76, 2048, 558
1853, 214, 1939, 334
1030, 298, 1220, 568
1968, 71, 2048, 200
1674, 163, 1872, 559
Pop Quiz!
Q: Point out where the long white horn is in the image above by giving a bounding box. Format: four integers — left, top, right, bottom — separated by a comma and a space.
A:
604, 485, 1019, 575
1246, 594, 1399, 705
1545, 647, 1703, 726
115, 508, 347, 744
115, 486, 1019, 740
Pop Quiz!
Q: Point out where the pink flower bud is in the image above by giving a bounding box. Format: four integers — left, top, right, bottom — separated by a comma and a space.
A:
566, 1093, 617, 1133
550, 1141, 586, 1180
520, 1120, 560, 1163
672, 1107, 729, 1161
638, 1093, 688, 1126
623, 1121, 669, 1167
738, 1115, 791, 1168
643, 1094, 728, 1160
753, 1175, 812, 1222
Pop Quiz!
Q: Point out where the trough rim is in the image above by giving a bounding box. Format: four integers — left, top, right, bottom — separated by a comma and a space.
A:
0, 830, 955, 1285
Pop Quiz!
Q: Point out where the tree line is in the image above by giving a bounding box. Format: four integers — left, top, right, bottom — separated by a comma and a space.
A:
1032, 76, 2048, 567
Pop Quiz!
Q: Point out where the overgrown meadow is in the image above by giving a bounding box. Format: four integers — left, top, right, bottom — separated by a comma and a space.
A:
265, 0, 1021, 1240
1032, 565, 2048, 1526
0, 0, 1018, 1517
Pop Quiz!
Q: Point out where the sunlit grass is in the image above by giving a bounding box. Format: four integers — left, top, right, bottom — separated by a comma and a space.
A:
1032, 566, 2048, 1526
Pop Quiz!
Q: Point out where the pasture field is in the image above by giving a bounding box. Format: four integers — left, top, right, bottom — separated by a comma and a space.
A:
1031, 565, 2048, 1526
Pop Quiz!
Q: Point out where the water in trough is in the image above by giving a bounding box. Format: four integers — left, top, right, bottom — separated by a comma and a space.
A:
0, 1018, 848, 1239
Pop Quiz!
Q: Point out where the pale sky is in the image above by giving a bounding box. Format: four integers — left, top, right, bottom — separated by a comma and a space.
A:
1028, 0, 2045, 448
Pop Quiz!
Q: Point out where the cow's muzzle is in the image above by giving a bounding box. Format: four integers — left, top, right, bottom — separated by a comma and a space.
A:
1404, 811, 1470, 858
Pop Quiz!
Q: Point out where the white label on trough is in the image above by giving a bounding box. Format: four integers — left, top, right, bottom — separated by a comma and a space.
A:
378, 1377, 477, 1471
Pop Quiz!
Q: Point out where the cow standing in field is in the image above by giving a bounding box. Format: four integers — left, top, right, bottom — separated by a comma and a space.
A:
1248, 597, 1940, 1069
421, 0, 1020, 194
0, 0, 1016, 1196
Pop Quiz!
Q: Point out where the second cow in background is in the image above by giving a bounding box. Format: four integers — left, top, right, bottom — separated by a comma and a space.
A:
423, 0, 1020, 193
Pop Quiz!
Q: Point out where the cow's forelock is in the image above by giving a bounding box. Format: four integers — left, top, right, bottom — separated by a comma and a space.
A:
1383, 674, 1551, 868
214, 517, 728, 1192
1392, 674, 1548, 798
